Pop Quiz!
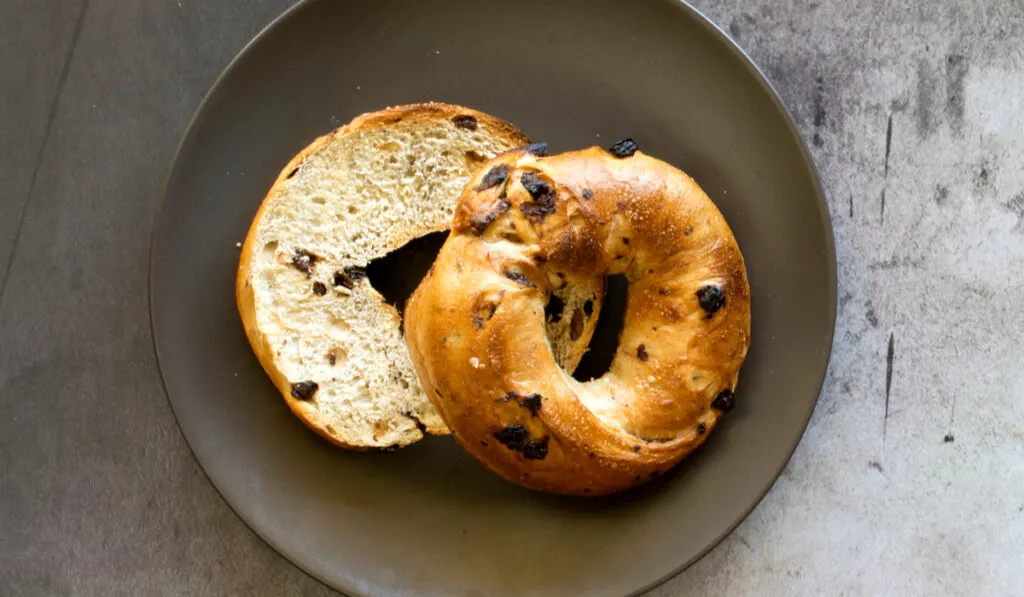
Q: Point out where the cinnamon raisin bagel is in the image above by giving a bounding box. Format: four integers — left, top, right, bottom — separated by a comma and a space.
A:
404, 143, 751, 495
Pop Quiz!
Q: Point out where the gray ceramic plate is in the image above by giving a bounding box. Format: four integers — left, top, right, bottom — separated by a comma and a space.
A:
150, 1, 836, 595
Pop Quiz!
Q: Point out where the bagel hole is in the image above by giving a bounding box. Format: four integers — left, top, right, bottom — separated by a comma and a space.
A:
572, 274, 629, 381
365, 230, 450, 333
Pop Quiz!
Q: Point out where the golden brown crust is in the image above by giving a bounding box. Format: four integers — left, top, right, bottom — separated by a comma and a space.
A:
405, 147, 751, 494
347, 102, 531, 149
236, 103, 532, 451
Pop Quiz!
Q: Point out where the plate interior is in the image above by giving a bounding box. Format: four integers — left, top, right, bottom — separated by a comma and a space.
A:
151, 1, 836, 595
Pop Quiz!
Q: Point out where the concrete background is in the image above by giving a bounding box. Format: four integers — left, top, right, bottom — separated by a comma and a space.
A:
1, 0, 1021, 595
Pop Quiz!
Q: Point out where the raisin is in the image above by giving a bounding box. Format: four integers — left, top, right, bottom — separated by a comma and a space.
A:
469, 197, 511, 235
500, 392, 543, 416
503, 270, 536, 288
621, 237, 630, 245
608, 138, 638, 158
582, 188, 593, 200
637, 344, 649, 361
476, 164, 510, 191
518, 393, 543, 416
684, 225, 693, 236
312, 281, 327, 296
545, 294, 565, 323
327, 351, 336, 366
523, 142, 549, 156
697, 285, 726, 315
583, 299, 594, 316
633, 444, 642, 452
291, 249, 318, 277
696, 422, 707, 434
519, 172, 556, 218
333, 266, 367, 289
290, 381, 319, 400
286, 166, 300, 179
493, 424, 548, 459
452, 114, 478, 130
472, 300, 499, 329
493, 424, 528, 451
522, 437, 549, 460
712, 389, 735, 412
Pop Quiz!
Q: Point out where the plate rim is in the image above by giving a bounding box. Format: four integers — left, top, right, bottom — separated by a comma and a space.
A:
148, 0, 838, 594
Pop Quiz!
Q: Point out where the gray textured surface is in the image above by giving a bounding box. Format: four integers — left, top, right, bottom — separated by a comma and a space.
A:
0, 0, 1021, 595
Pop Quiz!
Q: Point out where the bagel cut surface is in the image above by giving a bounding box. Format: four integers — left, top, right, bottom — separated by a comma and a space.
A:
404, 145, 751, 495
236, 103, 533, 450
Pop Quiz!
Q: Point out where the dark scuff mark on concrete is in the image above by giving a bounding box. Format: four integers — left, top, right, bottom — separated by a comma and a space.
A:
869, 460, 885, 474
880, 189, 887, 221
813, 77, 826, 126
849, 192, 854, 219
946, 343, 959, 444
946, 54, 968, 134
866, 307, 879, 328
916, 59, 937, 139
1005, 192, 1024, 232
883, 333, 895, 445
812, 75, 826, 147
959, 285, 993, 302
975, 164, 991, 191
943, 434, 955, 443
935, 185, 949, 206
728, 13, 756, 42
729, 20, 741, 39
884, 114, 894, 176
870, 256, 925, 270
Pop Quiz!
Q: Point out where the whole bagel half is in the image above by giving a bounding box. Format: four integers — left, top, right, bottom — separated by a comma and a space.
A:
404, 144, 751, 495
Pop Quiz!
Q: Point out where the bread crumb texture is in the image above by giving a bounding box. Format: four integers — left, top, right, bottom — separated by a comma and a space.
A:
240, 104, 531, 449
